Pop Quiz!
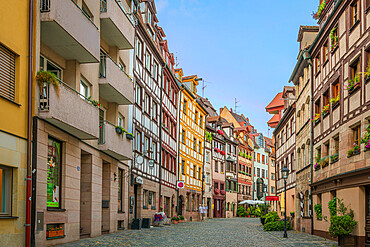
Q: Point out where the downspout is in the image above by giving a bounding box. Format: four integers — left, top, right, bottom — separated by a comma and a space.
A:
176, 85, 185, 215
201, 113, 208, 219
30, 117, 37, 247
158, 66, 164, 211
26, 0, 34, 246
309, 59, 314, 235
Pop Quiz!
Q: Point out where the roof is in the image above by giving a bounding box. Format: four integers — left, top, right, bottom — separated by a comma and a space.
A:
297, 25, 319, 42
265, 92, 284, 113
231, 112, 245, 123
264, 137, 273, 147
197, 96, 218, 117
267, 114, 280, 128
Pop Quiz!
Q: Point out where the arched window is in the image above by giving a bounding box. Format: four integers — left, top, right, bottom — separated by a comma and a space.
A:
302, 145, 305, 168
306, 139, 311, 166
297, 148, 301, 170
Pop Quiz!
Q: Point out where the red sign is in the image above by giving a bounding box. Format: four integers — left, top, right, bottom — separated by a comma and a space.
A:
177, 181, 185, 189
266, 196, 279, 201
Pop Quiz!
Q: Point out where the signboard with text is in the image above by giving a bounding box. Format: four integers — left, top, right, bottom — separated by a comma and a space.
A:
266, 196, 279, 201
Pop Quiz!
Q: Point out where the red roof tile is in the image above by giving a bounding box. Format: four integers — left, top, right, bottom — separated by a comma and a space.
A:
265, 92, 284, 112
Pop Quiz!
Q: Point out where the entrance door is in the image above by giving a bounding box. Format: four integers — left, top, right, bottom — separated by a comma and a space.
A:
207, 198, 211, 218
179, 196, 183, 216
366, 187, 370, 246
134, 184, 138, 219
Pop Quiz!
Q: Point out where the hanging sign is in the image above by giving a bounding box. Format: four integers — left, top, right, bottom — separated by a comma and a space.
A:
177, 181, 185, 189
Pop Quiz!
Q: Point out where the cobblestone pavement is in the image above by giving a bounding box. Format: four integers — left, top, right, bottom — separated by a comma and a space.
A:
57, 218, 337, 247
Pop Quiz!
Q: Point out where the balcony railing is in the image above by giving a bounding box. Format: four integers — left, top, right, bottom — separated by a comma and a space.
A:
99, 120, 106, 144
40, 0, 50, 12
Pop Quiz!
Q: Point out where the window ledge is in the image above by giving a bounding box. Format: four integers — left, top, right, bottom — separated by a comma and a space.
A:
118, 211, 125, 214
0, 95, 22, 106
349, 19, 360, 33
47, 208, 66, 212
0, 216, 19, 219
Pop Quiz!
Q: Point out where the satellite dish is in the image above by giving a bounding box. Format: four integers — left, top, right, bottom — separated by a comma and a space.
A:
136, 155, 144, 165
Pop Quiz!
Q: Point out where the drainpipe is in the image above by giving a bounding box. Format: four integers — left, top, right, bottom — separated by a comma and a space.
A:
176, 85, 185, 215
30, 117, 38, 247
309, 57, 314, 236
201, 114, 208, 219
26, 0, 34, 246
158, 66, 164, 211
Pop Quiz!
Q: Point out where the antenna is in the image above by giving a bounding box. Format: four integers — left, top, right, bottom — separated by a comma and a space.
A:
175, 52, 180, 67
201, 80, 212, 97
234, 98, 240, 113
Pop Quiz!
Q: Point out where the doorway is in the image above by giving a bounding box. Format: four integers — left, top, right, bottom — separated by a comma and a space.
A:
178, 196, 184, 216
80, 152, 92, 238
134, 184, 138, 219
101, 162, 110, 234
366, 186, 370, 246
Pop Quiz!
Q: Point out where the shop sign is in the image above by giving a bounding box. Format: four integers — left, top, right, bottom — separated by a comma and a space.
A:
135, 176, 143, 184
266, 196, 279, 201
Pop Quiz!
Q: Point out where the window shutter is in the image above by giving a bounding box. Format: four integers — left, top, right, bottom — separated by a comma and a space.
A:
0, 44, 16, 101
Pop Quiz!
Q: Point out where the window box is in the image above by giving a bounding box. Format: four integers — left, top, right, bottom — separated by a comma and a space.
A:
320, 156, 329, 168
348, 82, 360, 95
332, 101, 340, 110
151, 206, 156, 210
126, 133, 134, 140
143, 205, 148, 209
220, 190, 226, 195
314, 163, 320, 171
331, 43, 339, 53
322, 110, 329, 118
347, 149, 360, 158
330, 153, 339, 163
314, 119, 321, 125
46, 224, 65, 240
214, 189, 220, 194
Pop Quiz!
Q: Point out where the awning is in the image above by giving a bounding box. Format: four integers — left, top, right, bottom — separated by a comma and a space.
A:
239, 200, 265, 205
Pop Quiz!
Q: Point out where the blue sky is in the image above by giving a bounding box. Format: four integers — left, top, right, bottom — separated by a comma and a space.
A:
156, 0, 318, 137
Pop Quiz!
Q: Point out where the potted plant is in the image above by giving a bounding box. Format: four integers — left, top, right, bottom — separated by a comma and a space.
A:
220, 190, 226, 195
321, 104, 330, 118
314, 162, 320, 171
361, 124, 370, 151
312, 0, 331, 20
346, 75, 360, 94
347, 143, 360, 157
36, 70, 60, 96
205, 131, 212, 142
360, 58, 370, 81
179, 215, 185, 223
172, 216, 179, 224
328, 197, 357, 246
330, 153, 339, 163
115, 126, 123, 135
330, 26, 339, 51
214, 188, 220, 194
314, 113, 321, 124
214, 148, 220, 153
330, 94, 340, 109
126, 132, 134, 140
320, 156, 329, 168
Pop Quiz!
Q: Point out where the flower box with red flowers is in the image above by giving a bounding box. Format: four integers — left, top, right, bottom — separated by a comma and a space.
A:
214, 189, 220, 194
214, 148, 220, 153
220, 190, 226, 195
217, 129, 224, 135
220, 150, 226, 155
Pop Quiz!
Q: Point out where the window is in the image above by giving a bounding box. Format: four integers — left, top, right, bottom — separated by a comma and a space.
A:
220, 162, 224, 173
323, 42, 328, 62
118, 169, 124, 212
331, 26, 338, 51
118, 114, 124, 128
193, 138, 196, 151
183, 100, 187, 115
271, 173, 275, 180
144, 137, 149, 155
350, 59, 360, 82
323, 90, 329, 108
353, 125, 361, 146
39, 56, 62, 79
186, 193, 190, 211
192, 194, 195, 211
147, 10, 152, 25
136, 38, 142, 59
262, 155, 265, 164
262, 169, 265, 178
135, 131, 141, 152
152, 142, 157, 160
214, 161, 218, 172
145, 51, 151, 69
257, 153, 260, 163
351, 1, 359, 26
0, 165, 12, 216
136, 84, 141, 105
0, 44, 16, 101
152, 102, 157, 120
334, 136, 339, 155
47, 137, 62, 208
257, 168, 260, 177
315, 54, 321, 74
206, 173, 210, 184
271, 187, 275, 194
315, 99, 321, 116
153, 62, 158, 81
80, 80, 89, 99
198, 167, 201, 180
118, 59, 126, 73
332, 79, 340, 100
194, 111, 198, 123
198, 141, 201, 154
199, 115, 203, 127
143, 190, 147, 207
144, 94, 150, 114
182, 130, 186, 144
148, 191, 153, 205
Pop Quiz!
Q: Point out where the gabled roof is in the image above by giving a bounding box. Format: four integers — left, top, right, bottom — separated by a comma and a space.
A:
267, 114, 280, 128
265, 92, 284, 113
198, 96, 218, 117
264, 137, 273, 147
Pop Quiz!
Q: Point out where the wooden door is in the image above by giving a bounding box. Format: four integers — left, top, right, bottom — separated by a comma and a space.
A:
366, 187, 370, 246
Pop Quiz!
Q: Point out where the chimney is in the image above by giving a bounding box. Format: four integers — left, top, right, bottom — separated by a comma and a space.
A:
231, 108, 233, 113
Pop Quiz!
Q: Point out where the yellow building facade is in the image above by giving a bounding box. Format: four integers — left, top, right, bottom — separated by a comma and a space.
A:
0, 0, 36, 245
175, 69, 207, 221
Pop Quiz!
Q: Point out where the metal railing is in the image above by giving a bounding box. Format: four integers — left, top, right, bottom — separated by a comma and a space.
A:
99, 121, 106, 144
40, 0, 50, 12
99, 52, 133, 81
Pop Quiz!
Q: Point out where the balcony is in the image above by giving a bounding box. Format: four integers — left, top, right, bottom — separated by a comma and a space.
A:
38, 80, 99, 140
99, 55, 133, 105
98, 121, 133, 160
100, 0, 134, 49
40, 0, 100, 63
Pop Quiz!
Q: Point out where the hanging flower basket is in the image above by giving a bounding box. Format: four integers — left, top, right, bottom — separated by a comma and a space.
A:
220, 150, 226, 155
217, 129, 224, 135
220, 190, 226, 195
214, 189, 220, 194
36, 70, 60, 97
214, 148, 220, 153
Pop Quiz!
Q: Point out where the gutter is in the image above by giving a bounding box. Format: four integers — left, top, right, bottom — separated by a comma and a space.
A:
26, 0, 34, 246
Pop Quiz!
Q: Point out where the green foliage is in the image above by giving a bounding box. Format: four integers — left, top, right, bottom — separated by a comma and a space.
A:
237, 206, 246, 217
360, 124, 370, 144
255, 207, 263, 217
330, 27, 338, 50
263, 221, 293, 231
330, 94, 340, 104
264, 211, 280, 224
328, 198, 357, 237
36, 70, 60, 95
205, 131, 212, 142
346, 75, 360, 91
314, 204, 323, 220
179, 215, 185, 220
330, 153, 339, 163
172, 216, 179, 221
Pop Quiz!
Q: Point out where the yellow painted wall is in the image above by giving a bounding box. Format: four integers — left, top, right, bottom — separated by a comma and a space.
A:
178, 78, 206, 192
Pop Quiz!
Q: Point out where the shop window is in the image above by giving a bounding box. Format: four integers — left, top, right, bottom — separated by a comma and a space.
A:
46, 224, 64, 240
47, 137, 62, 209
0, 165, 12, 216
186, 193, 190, 211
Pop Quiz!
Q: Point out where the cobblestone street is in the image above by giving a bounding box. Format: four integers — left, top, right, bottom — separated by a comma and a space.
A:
57, 218, 337, 247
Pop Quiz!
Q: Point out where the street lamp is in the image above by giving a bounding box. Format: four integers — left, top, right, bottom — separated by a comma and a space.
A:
282, 166, 290, 238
